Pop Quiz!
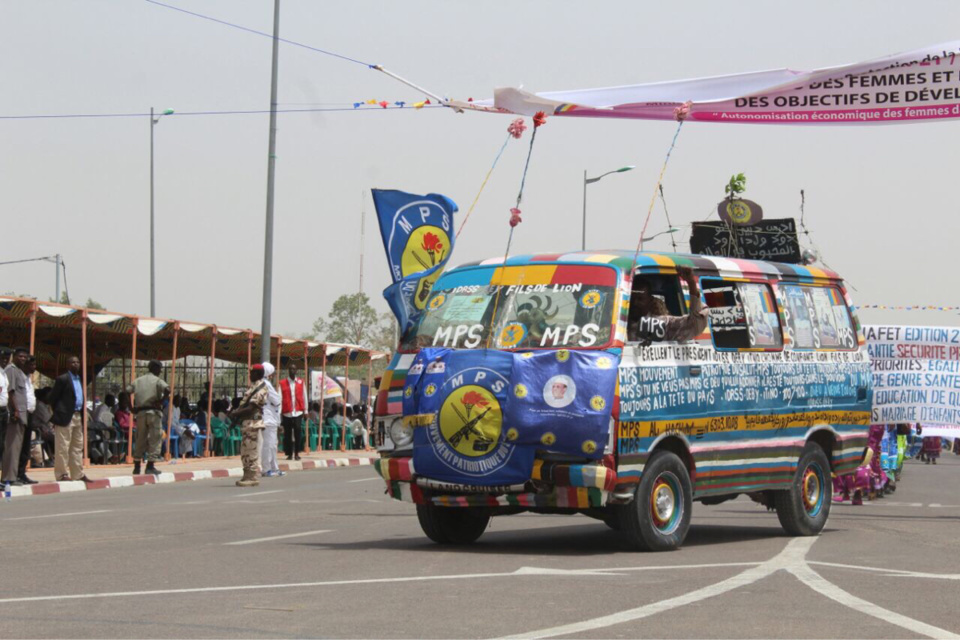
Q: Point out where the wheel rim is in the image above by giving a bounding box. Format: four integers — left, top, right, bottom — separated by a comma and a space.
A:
801, 462, 825, 517
649, 472, 683, 535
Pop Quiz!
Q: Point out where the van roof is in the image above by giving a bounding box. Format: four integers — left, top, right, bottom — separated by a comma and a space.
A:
449, 249, 842, 283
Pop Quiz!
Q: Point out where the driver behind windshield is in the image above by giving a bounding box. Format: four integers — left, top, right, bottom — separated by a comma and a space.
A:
628, 266, 708, 343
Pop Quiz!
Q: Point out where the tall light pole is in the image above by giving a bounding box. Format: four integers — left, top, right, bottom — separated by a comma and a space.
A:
582, 165, 635, 250
260, 0, 281, 364
150, 107, 174, 317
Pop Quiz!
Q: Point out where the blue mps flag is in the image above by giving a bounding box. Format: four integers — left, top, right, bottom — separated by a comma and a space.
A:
406, 349, 535, 487
372, 189, 458, 334
504, 350, 620, 459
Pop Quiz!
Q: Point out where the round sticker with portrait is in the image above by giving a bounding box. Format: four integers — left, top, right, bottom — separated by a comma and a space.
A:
542, 374, 577, 409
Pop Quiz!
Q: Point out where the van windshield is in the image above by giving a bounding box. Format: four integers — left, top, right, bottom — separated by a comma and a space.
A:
404, 264, 619, 350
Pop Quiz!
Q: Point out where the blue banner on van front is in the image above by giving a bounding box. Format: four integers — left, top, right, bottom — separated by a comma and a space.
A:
504, 350, 619, 459
372, 189, 458, 334
408, 349, 535, 486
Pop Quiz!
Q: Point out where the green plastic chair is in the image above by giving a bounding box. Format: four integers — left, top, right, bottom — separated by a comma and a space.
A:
226, 422, 242, 457
210, 417, 230, 456
308, 420, 320, 451
322, 419, 340, 451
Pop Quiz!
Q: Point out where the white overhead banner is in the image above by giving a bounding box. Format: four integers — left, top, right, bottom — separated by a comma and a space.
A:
864, 325, 960, 425
453, 42, 960, 125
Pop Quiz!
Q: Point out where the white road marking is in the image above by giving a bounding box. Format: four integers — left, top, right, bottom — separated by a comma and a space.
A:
0, 560, 765, 606
811, 561, 960, 581
7, 510, 112, 522
497, 538, 817, 640
1, 537, 955, 640
513, 562, 758, 577
790, 562, 960, 639
227, 490, 284, 498
224, 529, 332, 546
0, 569, 520, 604
346, 478, 380, 483
502, 537, 960, 640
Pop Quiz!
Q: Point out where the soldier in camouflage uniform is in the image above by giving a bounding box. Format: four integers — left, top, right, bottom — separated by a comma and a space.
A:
229, 364, 269, 487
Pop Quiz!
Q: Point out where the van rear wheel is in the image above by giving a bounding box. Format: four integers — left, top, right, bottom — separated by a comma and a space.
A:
416, 504, 490, 545
775, 442, 831, 536
620, 451, 692, 551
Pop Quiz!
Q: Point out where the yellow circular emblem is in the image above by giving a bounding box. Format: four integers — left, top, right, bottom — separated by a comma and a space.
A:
506, 428, 519, 441
596, 356, 612, 370
514, 383, 528, 399
427, 293, 446, 311
580, 290, 602, 309
404, 387, 413, 398
401, 226, 450, 278
521, 351, 535, 359
541, 432, 556, 446
498, 322, 526, 348
590, 395, 606, 411
424, 383, 437, 397
725, 200, 752, 225
438, 385, 502, 458
582, 440, 597, 454
556, 350, 570, 363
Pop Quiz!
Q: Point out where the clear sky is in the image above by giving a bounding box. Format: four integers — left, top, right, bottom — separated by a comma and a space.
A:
1, 0, 957, 336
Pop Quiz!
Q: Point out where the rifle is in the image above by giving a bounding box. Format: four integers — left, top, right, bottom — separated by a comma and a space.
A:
448, 407, 491, 448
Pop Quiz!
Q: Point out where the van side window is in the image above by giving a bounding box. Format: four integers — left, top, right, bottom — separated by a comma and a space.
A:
780, 284, 856, 350
702, 280, 783, 350
627, 271, 708, 343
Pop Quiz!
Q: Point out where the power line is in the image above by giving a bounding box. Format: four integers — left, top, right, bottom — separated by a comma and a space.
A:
142, 0, 373, 67
0, 105, 444, 121
0, 256, 57, 267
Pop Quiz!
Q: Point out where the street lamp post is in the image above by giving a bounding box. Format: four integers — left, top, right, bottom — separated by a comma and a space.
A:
149, 107, 174, 317
582, 165, 635, 250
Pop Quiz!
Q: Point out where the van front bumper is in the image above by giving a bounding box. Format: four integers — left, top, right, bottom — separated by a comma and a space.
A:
374, 457, 617, 509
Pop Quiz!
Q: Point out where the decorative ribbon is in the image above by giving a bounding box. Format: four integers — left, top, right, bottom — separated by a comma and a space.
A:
456, 118, 528, 239
630, 104, 690, 274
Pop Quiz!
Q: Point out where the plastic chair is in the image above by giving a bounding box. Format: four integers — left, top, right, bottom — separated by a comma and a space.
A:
227, 422, 242, 456
193, 434, 206, 457
169, 430, 180, 459
308, 420, 319, 451
106, 423, 128, 464
210, 418, 228, 456
322, 419, 340, 451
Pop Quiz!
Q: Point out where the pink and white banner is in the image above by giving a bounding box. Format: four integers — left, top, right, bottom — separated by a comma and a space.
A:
454, 41, 960, 125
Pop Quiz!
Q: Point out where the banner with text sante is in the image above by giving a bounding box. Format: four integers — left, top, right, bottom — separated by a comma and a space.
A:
864, 325, 960, 425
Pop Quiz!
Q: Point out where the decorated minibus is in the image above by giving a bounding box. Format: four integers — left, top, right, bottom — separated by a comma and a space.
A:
373, 250, 872, 550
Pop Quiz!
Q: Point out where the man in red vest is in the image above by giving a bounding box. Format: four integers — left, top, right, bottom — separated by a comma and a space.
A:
280, 363, 308, 460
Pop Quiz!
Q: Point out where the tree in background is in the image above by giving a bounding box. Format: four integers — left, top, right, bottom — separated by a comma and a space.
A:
310, 293, 397, 380
311, 293, 395, 352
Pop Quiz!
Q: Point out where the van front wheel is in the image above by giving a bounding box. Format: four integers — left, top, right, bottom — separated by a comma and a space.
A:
621, 451, 692, 551
775, 442, 831, 536
416, 504, 490, 545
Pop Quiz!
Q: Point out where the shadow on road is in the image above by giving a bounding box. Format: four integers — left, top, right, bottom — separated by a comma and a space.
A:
301, 520, 787, 556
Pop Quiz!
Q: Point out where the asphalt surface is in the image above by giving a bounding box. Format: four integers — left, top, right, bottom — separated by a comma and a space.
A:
1, 455, 958, 639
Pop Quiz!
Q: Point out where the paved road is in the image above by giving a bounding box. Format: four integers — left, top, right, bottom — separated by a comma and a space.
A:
1, 455, 958, 639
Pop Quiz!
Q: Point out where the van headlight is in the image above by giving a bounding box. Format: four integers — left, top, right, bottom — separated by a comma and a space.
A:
389, 418, 413, 448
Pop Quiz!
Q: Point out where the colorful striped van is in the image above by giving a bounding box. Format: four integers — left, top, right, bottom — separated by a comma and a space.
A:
373, 250, 871, 550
